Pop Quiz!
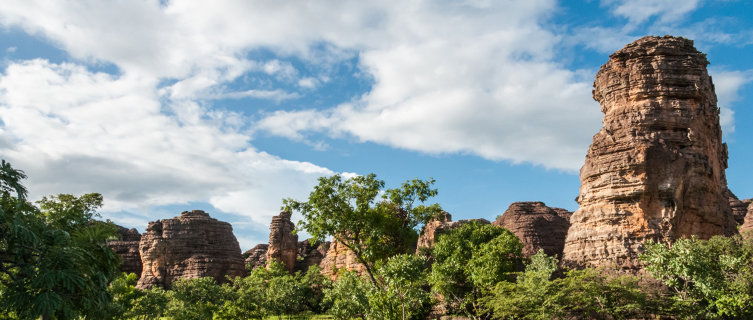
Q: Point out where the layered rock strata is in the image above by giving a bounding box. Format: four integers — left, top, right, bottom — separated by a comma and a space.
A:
266, 211, 298, 274
726, 190, 749, 225
108, 226, 143, 277
739, 204, 753, 238
492, 202, 571, 259
319, 240, 365, 279
244, 244, 269, 271
562, 36, 737, 270
136, 210, 246, 289
417, 211, 453, 249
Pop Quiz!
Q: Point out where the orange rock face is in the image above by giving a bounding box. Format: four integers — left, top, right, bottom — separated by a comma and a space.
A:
136, 210, 246, 289
562, 36, 737, 269
318, 240, 365, 279
492, 202, 571, 259
266, 211, 298, 274
417, 211, 453, 250
739, 204, 753, 238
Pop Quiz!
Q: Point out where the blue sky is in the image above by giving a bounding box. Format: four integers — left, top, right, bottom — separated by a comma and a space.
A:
0, 0, 751, 250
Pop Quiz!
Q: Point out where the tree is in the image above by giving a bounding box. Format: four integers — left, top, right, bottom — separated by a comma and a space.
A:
284, 174, 442, 285
214, 268, 268, 320
428, 221, 524, 319
323, 270, 370, 320
165, 277, 226, 320
640, 235, 753, 319
129, 286, 168, 320
368, 254, 430, 320
0, 160, 121, 320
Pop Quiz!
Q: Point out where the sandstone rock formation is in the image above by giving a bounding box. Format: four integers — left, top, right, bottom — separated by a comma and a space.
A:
417, 211, 453, 250
244, 244, 269, 271
739, 204, 753, 238
552, 207, 573, 223
294, 239, 330, 273
492, 202, 570, 259
319, 240, 365, 279
562, 36, 737, 270
726, 189, 749, 225
136, 210, 246, 289
266, 211, 298, 274
108, 226, 143, 277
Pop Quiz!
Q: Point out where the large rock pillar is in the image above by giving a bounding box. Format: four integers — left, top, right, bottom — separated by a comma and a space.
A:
562, 36, 737, 269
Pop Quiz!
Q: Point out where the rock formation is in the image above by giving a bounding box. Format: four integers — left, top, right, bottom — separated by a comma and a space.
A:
319, 240, 365, 279
417, 211, 453, 250
136, 210, 246, 289
294, 239, 330, 273
244, 244, 269, 271
552, 207, 573, 223
108, 226, 143, 277
266, 211, 298, 274
739, 204, 753, 238
726, 189, 749, 225
562, 36, 737, 270
492, 202, 570, 259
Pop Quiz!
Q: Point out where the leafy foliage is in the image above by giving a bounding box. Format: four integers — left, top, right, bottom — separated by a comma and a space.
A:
165, 277, 225, 320
284, 174, 442, 284
0, 160, 121, 320
428, 221, 524, 319
641, 235, 753, 319
322, 270, 369, 320
368, 254, 430, 320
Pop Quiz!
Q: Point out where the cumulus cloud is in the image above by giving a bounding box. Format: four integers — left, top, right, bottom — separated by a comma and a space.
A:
710, 68, 753, 135
0, 59, 332, 230
602, 0, 704, 26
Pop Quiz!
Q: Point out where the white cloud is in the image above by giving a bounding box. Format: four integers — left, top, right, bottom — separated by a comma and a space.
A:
602, 0, 704, 26
0, 59, 333, 230
710, 68, 753, 135
5, 47, 16, 53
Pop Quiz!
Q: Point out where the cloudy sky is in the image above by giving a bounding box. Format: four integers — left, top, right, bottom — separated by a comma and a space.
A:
1, 0, 751, 250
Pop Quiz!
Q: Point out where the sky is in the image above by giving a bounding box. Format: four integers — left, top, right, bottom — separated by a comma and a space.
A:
0, 0, 751, 250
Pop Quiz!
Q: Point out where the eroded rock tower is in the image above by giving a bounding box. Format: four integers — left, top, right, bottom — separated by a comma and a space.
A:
562, 36, 737, 269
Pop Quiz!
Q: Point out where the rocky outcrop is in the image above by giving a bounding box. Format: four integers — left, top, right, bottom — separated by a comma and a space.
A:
266, 211, 298, 274
562, 36, 737, 270
294, 239, 330, 273
136, 210, 246, 289
726, 189, 749, 225
740, 204, 753, 238
319, 240, 365, 279
417, 211, 453, 250
244, 244, 269, 271
493, 202, 570, 259
552, 208, 573, 223
108, 226, 143, 277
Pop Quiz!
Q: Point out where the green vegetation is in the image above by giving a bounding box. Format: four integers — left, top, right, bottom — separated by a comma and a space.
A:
5, 163, 753, 320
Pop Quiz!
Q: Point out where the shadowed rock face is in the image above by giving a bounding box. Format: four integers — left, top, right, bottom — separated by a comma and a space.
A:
294, 239, 330, 273
417, 211, 453, 250
726, 189, 749, 225
244, 244, 269, 271
266, 211, 298, 274
562, 36, 737, 270
136, 210, 246, 289
108, 226, 142, 277
492, 202, 571, 259
739, 204, 753, 238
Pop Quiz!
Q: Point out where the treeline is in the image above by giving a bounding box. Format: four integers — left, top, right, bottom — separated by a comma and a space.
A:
3, 162, 753, 319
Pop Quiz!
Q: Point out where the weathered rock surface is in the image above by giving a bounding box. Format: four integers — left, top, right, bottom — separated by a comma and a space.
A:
492, 202, 571, 259
552, 208, 573, 223
294, 239, 330, 273
266, 211, 298, 274
562, 36, 737, 270
319, 240, 365, 279
136, 210, 246, 289
244, 244, 269, 271
740, 204, 753, 238
726, 189, 749, 225
108, 226, 143, 277
417, 211, 453, 250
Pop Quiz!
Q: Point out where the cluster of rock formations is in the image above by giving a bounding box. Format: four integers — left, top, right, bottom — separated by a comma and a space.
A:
135, 210, 246, 289
105, 36, 749, 297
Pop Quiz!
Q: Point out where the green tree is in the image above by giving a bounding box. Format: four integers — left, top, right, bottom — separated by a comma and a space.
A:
0, 160, 121, 320
428, 221, 523, 319
284, 174, 442, 285
165, 277, 225, 320
323, 270, 370, 320
214, 268, 268, 320
298, 265, 332, 314
265, 273, 306, 319
130, 286, 167, 320
641, 235, 753, 319
368, 254, 430, 320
